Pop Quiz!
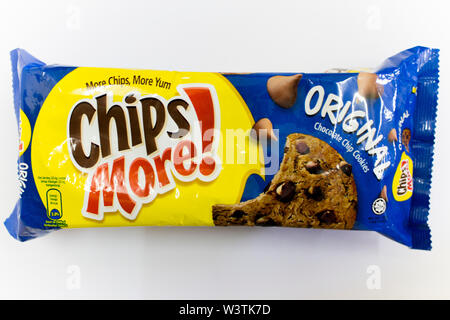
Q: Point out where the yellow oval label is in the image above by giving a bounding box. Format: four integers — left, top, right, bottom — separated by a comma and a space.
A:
46, 189, 63, 220
392, 152, 413, 201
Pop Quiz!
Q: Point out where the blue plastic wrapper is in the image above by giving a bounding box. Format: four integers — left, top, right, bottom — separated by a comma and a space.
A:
5, 47, 438, 249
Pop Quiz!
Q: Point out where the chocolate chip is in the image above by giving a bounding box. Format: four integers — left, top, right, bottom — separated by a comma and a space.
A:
388, 128, 398, 143
266, 74, 302, 109
275, 181, 296, 202
316, 210, 337, 224
252, 118, 277, 141
284, 146, 289, 153
339, 161, 352, 176
125, 94, 136, 104
357, 72, 382, 100
379, 185, 388, 202
295, 141, 310, 154
306, 186, 324, 201
231, 210, 245, 219
305, 161, 323, 174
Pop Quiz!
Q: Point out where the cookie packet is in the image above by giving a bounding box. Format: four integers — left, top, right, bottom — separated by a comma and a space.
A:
5, 47, 439, 249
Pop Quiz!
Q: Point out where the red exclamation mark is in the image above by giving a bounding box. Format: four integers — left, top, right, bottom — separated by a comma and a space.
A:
183, 87, 216, 177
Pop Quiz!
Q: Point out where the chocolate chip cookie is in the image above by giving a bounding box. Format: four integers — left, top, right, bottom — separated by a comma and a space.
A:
212, 133, 358, 229
402, 128, 411, 152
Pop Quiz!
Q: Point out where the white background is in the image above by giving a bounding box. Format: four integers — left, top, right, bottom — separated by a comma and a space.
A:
0, 0, 449, 299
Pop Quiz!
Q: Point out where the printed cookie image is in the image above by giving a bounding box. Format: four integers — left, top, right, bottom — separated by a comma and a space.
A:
213, 134, 358, 229
402, 128, 411, 152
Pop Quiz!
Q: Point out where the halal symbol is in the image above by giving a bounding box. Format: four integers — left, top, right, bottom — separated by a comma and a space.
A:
372, 198, 386, 215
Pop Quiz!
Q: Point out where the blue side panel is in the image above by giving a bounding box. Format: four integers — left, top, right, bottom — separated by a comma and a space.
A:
5, 49, 75, 241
